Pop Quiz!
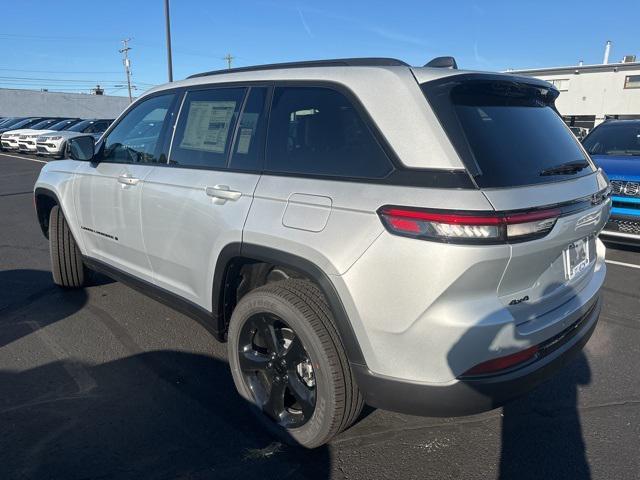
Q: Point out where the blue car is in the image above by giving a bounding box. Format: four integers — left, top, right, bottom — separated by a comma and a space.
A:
583, 120, 640, 245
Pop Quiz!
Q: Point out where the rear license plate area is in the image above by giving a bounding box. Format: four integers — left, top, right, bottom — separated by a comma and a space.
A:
563, 238, 591, 280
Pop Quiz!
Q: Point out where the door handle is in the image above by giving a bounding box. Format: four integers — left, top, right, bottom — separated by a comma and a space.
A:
118, 175, 140, 186
205, 185, 241, 201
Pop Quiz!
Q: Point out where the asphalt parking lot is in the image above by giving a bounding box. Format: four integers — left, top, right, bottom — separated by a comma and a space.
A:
1, 151, 639, 480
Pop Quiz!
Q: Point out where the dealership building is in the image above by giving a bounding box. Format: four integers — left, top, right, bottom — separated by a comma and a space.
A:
0, 88, 131, 119
507, 45, 640, 130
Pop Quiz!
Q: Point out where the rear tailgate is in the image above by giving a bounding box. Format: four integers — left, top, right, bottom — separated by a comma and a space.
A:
484, 175, 610, 323
419, 71, 611, 323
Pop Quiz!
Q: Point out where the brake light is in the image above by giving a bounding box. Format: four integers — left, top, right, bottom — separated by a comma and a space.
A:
462, 345, 539, 376
378, 206, 560, 244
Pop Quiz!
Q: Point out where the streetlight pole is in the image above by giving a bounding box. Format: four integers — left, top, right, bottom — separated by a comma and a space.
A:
164, 0, 173, 82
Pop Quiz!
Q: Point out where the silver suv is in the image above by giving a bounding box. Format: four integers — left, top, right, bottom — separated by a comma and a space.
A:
34, 57, 611, 448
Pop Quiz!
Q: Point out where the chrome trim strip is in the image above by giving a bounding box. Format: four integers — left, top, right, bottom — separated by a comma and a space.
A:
600, 230, 640, 240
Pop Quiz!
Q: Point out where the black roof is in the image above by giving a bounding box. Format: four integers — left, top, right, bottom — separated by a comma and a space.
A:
187, 57, 409, 79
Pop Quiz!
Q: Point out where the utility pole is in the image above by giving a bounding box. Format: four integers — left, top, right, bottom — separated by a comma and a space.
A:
164, 0, 173, 82
119, 38, 133, 103
224, 53, 234, 69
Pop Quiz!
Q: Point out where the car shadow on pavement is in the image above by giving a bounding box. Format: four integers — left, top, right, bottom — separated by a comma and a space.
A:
499, 352, 591, 480
0, 268, 113, 347
0, 350, 331, 480
447, 279, 594, 480
0, 269, 88, 347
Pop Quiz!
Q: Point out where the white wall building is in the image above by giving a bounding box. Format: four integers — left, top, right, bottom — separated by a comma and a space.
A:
0, 88, 131, 119
508, 54, 640, 130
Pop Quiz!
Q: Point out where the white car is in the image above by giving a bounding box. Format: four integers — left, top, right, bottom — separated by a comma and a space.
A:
2, 118, 67, 151
36, 119, 112, 158
17, 119, 81, 153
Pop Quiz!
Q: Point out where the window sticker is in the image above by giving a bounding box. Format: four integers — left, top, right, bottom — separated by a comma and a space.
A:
236, 128, 253, 154
180, 100, 236, 153
236, 112, 259, 154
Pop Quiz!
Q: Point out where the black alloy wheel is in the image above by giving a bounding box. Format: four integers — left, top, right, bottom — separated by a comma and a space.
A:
237, 313, 316, 428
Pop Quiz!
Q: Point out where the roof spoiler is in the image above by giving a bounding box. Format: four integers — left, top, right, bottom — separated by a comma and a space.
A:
424, 56, 458, 69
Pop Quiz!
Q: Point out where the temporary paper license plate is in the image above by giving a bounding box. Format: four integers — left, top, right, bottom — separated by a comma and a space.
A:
563, 238, 591, 280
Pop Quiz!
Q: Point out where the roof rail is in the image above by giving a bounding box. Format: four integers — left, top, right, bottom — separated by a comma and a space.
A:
187, 57, 409, 79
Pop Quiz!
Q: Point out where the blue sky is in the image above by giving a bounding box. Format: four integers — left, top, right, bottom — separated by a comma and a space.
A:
3, 0, 639, 96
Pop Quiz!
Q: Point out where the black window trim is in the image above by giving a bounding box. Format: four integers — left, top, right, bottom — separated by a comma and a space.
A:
96, 80, 475, 189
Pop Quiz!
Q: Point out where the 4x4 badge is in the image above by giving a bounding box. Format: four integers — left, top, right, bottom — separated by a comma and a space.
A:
509, 295, 529, 306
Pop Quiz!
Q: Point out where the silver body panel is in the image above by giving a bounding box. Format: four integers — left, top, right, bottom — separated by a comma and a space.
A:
34, 63, 609, 390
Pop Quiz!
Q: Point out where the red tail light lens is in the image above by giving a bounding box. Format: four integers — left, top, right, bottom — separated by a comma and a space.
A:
462, 345, 539, 376
378, 206, 560, 244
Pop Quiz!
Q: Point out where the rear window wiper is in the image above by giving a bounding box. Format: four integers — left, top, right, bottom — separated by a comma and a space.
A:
539, 160, 590, 176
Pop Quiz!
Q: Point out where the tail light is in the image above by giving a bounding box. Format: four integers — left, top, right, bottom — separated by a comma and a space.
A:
378, 206, 561, 244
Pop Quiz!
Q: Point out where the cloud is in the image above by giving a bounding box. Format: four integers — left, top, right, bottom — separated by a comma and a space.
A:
297, 6, 313, 38
473, 41, 491, 67
267, 3, 430, 48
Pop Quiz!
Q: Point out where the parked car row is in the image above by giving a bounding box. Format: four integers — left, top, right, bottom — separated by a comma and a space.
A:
0, 116, 112, 158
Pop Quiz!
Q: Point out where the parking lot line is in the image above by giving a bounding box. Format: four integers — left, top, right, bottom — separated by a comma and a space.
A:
605, 259, 640, 270
0, 152, 47, 164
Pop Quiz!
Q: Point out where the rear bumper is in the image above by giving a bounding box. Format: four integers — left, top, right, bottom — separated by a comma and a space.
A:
353, 295, 601, 417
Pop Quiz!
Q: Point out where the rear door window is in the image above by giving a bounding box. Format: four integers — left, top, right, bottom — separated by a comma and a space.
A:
170, 87, 246, 169
265, 86, 393, 179
422, 78, 594, 188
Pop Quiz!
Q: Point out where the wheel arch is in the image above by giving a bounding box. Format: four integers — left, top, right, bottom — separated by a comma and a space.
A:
34, 187, 61, 239
212, 243, 367, 366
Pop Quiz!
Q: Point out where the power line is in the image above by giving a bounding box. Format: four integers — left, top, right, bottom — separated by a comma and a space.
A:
0, 32, 119, 42
0, 76, 130, 83
0, 76, 156, 86
0, 68, 122, 74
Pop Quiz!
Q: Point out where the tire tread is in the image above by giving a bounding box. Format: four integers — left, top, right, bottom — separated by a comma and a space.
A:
49, 205, 85, 288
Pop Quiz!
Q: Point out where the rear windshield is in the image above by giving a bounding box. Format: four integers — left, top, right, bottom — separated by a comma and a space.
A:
583, 123, 640, 156
422, 77, 594, 188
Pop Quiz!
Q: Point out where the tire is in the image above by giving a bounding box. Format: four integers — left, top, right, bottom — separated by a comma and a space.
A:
227, 279, 363, 448
49, 205, 86, 288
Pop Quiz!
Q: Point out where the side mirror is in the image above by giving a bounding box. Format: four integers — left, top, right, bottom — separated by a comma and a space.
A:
67, 135, 95, 161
